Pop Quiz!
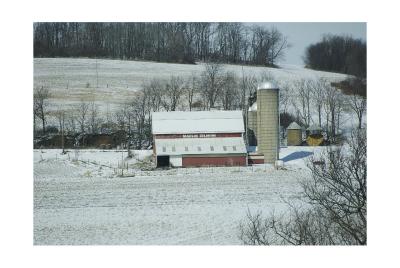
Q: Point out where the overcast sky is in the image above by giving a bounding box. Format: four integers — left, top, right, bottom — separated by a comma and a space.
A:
255, 22, 366, 65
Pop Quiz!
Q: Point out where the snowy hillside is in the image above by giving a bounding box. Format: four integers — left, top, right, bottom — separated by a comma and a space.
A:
34, 58, 349, 111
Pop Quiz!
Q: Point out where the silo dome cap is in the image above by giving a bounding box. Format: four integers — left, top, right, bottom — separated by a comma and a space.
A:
287, 122, 302, 130
257, 81, 278, 90
248, 102, 257, 111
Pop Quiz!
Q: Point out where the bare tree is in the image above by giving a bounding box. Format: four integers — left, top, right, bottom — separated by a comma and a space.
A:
239, 72, 258, 145
161, 76, 185, 111
304, 129, 366, 244
200, 62, 224, 109
335, 93, 346, 137
245, 76, 258, 105
76, 100, 89, 133
239, 129, 367, 245
53, 106, 64, 135
348, 94, 366, 129
238, 71, 258, 112
139, 94, 153, 148
239, 68, 247, 112
125, 89, 152, 150
239, 207, 333, 245
220, 71, 238, 110
310, 79, 327, 128
278, 82, 292, 115
323, 84, 343, 141
115, 98, 149, 155
52, 105, 67, 153
292, 79, 312, 127
88, 101, 101, 134
120, 102, 134, 156
65, 106, 77, 134
186, 73, 198, 111
269, 27, 291, 66
114, 106, 127, 132
250, 26, 272, 66
144, 79, 163, 112
34, 86, 51, 135
105, 102, 112, 127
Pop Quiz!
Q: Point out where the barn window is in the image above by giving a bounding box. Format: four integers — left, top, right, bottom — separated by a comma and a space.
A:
172, 146, 176, 152
232, 146, 237, 151
185, 146, 188, 152
223, 146, 227, 151
162, 146, 166, 152
197, 146, 202, 151
210, 146, 214, 151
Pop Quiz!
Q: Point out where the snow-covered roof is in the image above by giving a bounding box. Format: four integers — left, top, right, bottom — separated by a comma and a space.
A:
155, 137, 247, 156
257, 81, 278, 90
152, 111, 244, 134
248, 102, 257, 112
287, 122, 302, 130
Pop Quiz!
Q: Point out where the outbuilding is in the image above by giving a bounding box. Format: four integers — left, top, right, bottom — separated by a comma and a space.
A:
287, 122, 302, 146
152, 111, 247, 167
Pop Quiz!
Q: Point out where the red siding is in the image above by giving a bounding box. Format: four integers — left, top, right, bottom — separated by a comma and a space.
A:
182, 156, 246, 167
248, 158, 264, 165
155, 134, 185, 139
216, 133, 242, 138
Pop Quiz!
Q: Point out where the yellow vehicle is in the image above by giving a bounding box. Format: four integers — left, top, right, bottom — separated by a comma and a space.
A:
306, 125, 324, 146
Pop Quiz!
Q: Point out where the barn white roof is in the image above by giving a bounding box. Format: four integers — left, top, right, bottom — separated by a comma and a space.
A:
152, 111, 244, 134
155, 137, 247, 156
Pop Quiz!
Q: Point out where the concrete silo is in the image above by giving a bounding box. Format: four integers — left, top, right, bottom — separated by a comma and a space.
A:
247, 102, 258, 146
287, 122, 302, 146
256, 82, 279, 163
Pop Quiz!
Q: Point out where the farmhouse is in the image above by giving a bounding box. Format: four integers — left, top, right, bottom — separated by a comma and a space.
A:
152, 110, 247, 167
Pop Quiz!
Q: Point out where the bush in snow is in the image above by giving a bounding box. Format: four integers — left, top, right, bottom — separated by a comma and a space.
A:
239, 128, 366, 245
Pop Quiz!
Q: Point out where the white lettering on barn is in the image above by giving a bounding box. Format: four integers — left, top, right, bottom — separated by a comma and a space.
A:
182, 134, 217, 138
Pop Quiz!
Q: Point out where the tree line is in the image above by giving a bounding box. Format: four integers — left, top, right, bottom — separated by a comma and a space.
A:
34, 62, 261, 149
304, 34, 366, 78
34, 22, 290, 67
34, 62, 366, 150
287, 77, 366, 143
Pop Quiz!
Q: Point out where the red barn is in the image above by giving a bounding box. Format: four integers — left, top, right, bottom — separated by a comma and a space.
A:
152, 111, 247, 167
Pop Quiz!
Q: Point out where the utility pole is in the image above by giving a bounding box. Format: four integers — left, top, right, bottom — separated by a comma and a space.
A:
95, 58, 99, 89
242, 65, 249, 147
127, 113, 132, 158
61, 112, 65, 154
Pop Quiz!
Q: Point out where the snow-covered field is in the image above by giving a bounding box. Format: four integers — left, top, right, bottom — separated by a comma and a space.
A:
33, 147, 321, 245
34, 58, 349, 112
